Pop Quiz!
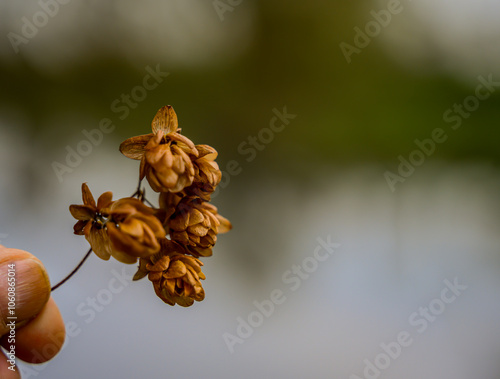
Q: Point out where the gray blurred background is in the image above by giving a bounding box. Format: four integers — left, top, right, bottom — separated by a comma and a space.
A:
1, 1, 500, 378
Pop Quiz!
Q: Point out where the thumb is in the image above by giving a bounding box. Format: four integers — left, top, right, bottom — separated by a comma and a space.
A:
0, 246, 51, 336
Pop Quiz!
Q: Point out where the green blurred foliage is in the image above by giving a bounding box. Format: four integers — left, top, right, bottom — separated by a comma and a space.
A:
1, 0, 499, 179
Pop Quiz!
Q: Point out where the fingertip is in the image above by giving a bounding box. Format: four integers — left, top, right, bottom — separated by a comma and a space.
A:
0, 248, 52, 336
0, 350, 21, 379
4, 297, 65, 364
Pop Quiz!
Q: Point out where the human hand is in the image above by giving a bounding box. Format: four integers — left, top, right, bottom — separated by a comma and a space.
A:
0, 246, 65, 379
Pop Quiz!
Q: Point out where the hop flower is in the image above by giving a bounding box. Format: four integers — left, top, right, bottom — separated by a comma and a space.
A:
69, 183, 118, 261
163, 195, 232, 257
184, 144, 222, 200
107, 198, 166, 259
135, 240, 206, 307
69, 184, 166, 264
65, 105, 231, 307
119, 106, 199, 193
142, 130, 197, 193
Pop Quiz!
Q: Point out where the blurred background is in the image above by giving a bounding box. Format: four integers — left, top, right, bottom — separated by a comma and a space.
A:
1, 1, 500, 378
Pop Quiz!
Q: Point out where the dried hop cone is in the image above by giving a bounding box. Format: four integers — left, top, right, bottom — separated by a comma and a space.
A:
134, 241, 206, 307
119, 106, 199, 193
70, 184, 166, 264
184, 144, 222, 200
107, 198, 166, 259
161, 194, 232, 257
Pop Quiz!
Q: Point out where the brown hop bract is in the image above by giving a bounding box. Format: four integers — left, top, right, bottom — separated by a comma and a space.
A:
143, 241, 206, 307
165, 195, 232, 257
70, 184, 167, 264
69, 184, 136, 264
107, 198, 166, 259
184, 144, 222, 200
119, 106, 198, 193
70, 183, 113, 260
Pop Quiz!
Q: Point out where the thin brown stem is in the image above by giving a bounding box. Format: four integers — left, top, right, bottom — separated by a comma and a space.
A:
51, 247, 93, 292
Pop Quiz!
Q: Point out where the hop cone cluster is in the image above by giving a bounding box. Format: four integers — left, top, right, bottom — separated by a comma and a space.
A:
69, 106, 231, 307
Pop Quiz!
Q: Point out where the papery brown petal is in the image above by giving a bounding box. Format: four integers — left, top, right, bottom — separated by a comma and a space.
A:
164, 260, 187, 278
205, 211, 220, 227
119, 218, 143, 238
133, 271, 148, 281
189, 235, 201, 244
73, 220, 88, 235
170, 209, 190, 231
108, 222, 160, 258
111, 198, 157, 216
195, 144, 218, 160
188, 246, 213, 257
188, 209, 205, 226
183, 269, 197, 286
217, 214, 232, 234
133, 258, 150, 281
187, 224, 209, 237
200, 216, 211, 228
139, 156, 147, 180
111, 250, 138, 264
165, 277, 176, 294
81, 183, 96, 208
147, 255, 171, 272
160, 239, 187, 256
69, 204, 95, 221
171, 155, 185, 174
168, 132, 197, 153
183, 285, 194, 298
119, 134, 153, 159
146, 170, 163, 193
151, 106, 178, 135
86, 228, 112, 261
162, 170, 179, 188
176, 296, 195, 307
149, 271, 163, 281
173, 146, 195, 172
83, 220, 93, 238
97, 191, 113, 210
172, 231, 191, 245
179, 255, 204, 267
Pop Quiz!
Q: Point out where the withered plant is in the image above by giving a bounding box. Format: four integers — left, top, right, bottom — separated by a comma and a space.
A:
56, 105, 231, 307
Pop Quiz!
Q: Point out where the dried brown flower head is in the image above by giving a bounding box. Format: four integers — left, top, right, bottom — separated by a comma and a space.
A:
137, 240, 206, 307
107, 198, 166, 259
141, 130, 197, 193
69, 183, 116, 261
119, 106, 199, 193
69, 185, 166, 264
164, 195, 232, 257
65, 105, 231, 307
183, 144, 222, 200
